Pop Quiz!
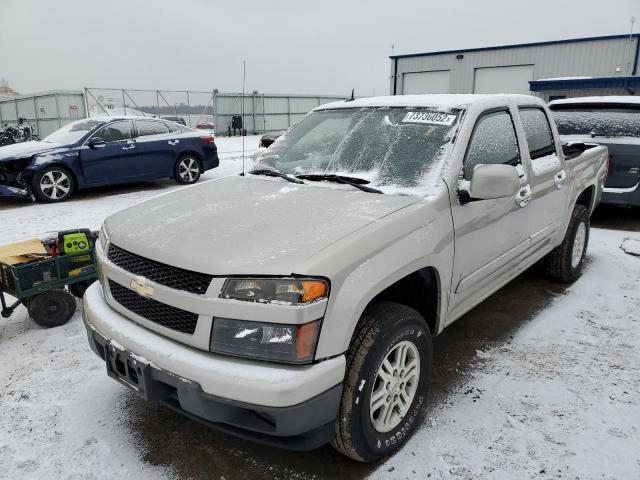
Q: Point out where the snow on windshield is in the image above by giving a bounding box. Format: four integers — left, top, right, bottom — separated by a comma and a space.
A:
43, 119, 103, 144
552, 107, 640, 138
255, 107, 460, 195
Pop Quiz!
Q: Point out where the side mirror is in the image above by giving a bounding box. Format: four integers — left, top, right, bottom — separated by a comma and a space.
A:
468, 164, 520, 200
88, 137, 106, 149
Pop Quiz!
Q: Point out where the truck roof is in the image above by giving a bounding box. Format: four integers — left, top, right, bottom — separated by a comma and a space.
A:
315, 94, 545, 111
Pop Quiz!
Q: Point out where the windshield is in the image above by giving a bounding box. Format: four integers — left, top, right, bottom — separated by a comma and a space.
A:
43, 119, 104, 144
255, 107, 461, 194
552, 106, 640, 138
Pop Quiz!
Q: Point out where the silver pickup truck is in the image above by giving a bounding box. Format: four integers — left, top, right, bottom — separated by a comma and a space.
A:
83, 94, 607, 461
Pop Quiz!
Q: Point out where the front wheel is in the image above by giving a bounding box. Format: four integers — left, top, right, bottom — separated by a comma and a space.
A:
174, 155, 202, 184
332, 302, 432, 462
545, 204, 590, 283
32, 166, 75, 202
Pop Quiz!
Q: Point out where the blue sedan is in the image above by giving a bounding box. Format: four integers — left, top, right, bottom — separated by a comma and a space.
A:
0, 116, 219, 202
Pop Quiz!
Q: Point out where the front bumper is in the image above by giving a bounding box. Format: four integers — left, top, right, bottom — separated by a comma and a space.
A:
0, 184, 29, 199
602, 182, 640, 207
83, 283, 345, 450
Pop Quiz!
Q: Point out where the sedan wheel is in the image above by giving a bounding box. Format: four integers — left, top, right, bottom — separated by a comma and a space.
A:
32, 167, 75, 202
175, 156, 202, 184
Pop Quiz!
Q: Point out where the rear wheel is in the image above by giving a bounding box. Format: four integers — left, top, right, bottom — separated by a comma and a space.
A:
32, 166, 74, 202
174, 155, 202, 184
332, 302, 432, 462
28, 289, 76, 328
545, 204, 590, 283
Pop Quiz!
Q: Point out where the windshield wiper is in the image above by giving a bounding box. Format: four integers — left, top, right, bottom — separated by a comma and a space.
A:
295, 174, 383, 194
247, 168, 305, 184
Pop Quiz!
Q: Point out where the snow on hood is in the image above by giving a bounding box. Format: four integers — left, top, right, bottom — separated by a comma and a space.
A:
0, 140, 62, 162
105, 175, 420, 275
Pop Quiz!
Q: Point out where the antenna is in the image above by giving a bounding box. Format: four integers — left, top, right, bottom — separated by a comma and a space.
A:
241, 60, 246, 175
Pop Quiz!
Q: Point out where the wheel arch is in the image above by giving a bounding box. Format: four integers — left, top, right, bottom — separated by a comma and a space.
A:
25, 161, 79, 190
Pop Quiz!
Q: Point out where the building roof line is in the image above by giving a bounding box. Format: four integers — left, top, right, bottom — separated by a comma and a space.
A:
390, 33, 640, 60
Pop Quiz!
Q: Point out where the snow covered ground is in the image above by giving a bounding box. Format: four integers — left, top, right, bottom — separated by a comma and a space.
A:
1, 138, 639, 478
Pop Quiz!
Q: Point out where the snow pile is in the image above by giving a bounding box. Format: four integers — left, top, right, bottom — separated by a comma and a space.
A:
371, 228, 640, 479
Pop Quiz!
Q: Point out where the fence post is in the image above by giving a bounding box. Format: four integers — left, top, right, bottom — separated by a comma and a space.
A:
122, 90, 127, 116
252, 90, 257, 134
156, 90, 160, 116
186, 91, 192, 127
287, 96, 291, 129
33, 96, 40, 137
54, 93, 61, 127
83, 87, 89, 118
213, 89, 218, 134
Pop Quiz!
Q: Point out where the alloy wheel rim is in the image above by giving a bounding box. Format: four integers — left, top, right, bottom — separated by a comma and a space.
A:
572, 222, 587, 269
369, 340, 420, 433
40, 170, 70, 200
179, 157, 199, 182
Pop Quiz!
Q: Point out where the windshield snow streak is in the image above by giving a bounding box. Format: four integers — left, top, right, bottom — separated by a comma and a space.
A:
256, 107, 460, 195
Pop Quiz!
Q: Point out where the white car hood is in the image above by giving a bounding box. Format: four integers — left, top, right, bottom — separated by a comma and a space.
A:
105, 175, 420, 275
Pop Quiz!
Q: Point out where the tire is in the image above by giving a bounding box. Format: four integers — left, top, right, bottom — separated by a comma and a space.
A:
28, 289, 76, 328
32, 166, 75, 202
68, 279, 95, 298
174, 155, 202, 185
545, 204, 590, 283
332, 302, 432, 462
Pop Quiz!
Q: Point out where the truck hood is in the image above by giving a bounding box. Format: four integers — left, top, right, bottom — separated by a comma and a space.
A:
105, 175, 420, 275
0, 141, 66, 162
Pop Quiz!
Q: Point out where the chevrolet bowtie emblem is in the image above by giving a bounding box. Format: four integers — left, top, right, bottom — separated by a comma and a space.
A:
130, 278, 154, 298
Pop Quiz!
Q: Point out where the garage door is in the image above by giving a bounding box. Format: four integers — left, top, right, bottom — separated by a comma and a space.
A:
473, 65, 534, 95
403, 70, 451, 94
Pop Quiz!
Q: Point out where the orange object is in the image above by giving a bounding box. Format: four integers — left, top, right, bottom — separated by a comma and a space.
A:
296, 320, 321, 360
301, 280, 328, 303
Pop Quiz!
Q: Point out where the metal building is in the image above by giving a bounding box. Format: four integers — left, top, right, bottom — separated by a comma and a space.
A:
390, 33, 640, 101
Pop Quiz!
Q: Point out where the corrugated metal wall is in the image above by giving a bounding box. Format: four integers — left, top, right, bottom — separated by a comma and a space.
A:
0, 90, 85, 138
391, 36, 640, 97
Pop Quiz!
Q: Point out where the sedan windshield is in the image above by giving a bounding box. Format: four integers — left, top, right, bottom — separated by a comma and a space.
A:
255, 107, 461, 194
552, 105, 640, 138
43, 119, 104, 144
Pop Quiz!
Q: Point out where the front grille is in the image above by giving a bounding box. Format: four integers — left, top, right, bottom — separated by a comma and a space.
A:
107, 244, 213, 295
108, 280, 199, 334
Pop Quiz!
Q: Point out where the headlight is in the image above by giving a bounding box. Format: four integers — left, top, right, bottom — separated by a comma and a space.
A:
220, 278, 328, 305
99, 223, 109, 251
210, 318, 321, 363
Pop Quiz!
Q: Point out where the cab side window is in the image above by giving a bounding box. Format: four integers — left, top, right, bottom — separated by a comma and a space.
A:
136, 120, 170, 137
519, 108, 556, 160
463, 110, 520, 179
96, 121, 132, 143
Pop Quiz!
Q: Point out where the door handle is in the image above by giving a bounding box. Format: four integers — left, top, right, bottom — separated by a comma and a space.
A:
168, 139, 180, 145
516, 184, 532, 208
554, 170, 567, 189
122, 140, 135, 150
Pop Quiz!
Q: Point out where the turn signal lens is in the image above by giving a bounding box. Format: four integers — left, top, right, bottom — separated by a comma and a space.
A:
301, 280, 328, 303
296, 320, 321, 360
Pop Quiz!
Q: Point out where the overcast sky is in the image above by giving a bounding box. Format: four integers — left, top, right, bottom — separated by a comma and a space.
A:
0, 0, 637, 97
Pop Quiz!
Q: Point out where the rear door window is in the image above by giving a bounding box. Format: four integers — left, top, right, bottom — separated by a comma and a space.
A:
463, 110, 520, 179
94, 121, 132, 143
519, 108, 556, 160
136, 120, 170, 137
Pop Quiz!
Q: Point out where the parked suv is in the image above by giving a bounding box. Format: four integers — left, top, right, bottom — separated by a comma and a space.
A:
84, 94, 607, 461
549, 96, 640, 207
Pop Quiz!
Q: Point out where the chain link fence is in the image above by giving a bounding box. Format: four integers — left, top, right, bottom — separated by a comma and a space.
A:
84, 88, 346, 135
